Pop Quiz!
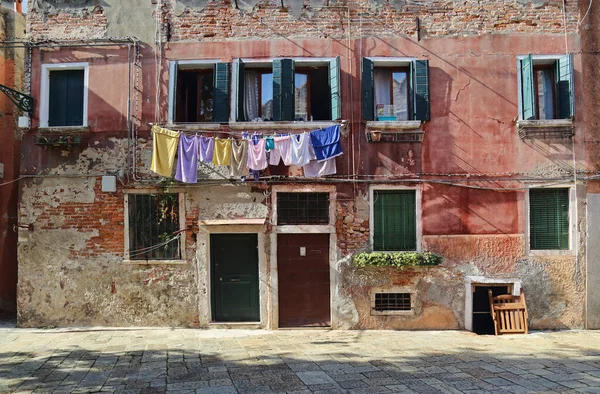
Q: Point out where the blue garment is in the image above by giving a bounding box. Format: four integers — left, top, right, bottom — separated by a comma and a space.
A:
309, 125, 342, 162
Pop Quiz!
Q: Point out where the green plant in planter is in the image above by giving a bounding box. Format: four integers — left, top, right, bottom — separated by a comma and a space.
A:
353, 251, 442, 270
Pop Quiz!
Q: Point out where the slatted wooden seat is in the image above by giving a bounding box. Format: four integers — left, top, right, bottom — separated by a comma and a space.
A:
488, 289, 529, 335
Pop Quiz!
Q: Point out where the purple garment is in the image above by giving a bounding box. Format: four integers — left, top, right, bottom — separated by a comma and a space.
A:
175, 134, 199, 183
199, 136, 215, 163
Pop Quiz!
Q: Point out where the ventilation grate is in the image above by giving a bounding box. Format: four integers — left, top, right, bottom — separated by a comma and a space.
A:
374, 293, 411, 311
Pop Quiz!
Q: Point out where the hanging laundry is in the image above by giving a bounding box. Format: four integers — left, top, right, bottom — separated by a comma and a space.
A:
212, 138, 232, 166
303, 141, 337, 177
199, 136, 215, 163
265, 136, 275, 151
269, 135, 292, 166
247, 138, 268, 171
309, 124, 343, 162
151, 125, 180, 177
175, 134, 199, 183
290, 133, 311, 167
230, 139, 249, 177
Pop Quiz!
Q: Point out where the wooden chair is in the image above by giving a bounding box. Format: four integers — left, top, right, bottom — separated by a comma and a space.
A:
488, 289, 529, 335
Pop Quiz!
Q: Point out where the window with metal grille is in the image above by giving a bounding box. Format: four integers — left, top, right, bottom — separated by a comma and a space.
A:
277, 192, 329, 225
372, 189, 416, 251
374, 293, 412, 311
128, 194, 181, 260
529, 188, 569, 250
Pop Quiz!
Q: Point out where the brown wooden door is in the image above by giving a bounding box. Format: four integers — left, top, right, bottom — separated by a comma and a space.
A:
277, 234, 330, 327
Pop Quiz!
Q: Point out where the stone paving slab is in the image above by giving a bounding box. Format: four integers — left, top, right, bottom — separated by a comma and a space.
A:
1, 322, 600, 393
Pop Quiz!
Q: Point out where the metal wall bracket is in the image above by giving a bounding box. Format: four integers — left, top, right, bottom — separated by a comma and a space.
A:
0, 84, 34, 114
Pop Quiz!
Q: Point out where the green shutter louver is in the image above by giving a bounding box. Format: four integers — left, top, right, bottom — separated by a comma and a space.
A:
412, 60, 430, 121
213, 62, 230, 123
556, 53, 574, 119
362, 58, 374, 121
236, 59, 245, 121
521, 54, 536, 120
529, 188, 570, 250
329, 56, 341, 121
273, 59, 295, 121
373, 190, 417, 251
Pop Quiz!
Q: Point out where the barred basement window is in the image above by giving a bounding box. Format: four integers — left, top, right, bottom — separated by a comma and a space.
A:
374, 293, 412, 312
128, 194, 181, 260
277, 192, 329, 225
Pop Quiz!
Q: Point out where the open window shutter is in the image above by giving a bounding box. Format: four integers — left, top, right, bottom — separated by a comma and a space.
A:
556, 53, 574, 119
273, 59, 295, 121
361, 58, 374, 121
168, 61, 178, 123
329, 56, 341, 120
236, 59, 245, 121
66, 70, 85, 126
529, 189, 569, 250
213, 62, 230, 123
521, 55, 536, 120
412, 60, 430, 121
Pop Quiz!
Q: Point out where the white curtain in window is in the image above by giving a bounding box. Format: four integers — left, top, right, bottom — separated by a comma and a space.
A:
244, 70, 259, 121
374, 69, 391, 118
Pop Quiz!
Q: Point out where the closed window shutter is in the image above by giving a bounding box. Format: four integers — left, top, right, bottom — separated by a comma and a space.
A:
521, 55, 536, 120
329, 56, 341, 121
273, 59, 295, 121
556, 53, 574, 119
361, 58, 374, 121
529, 188, 569, 250
236, 59, 245, 121
49, 69, 84, 127
213, 62, 230, 123
373, 190, 417, 251
412, 60, 430, 121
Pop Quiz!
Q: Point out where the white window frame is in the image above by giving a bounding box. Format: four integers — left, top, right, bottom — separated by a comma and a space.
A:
167, 59, 220, 124
40, 62, 89, 128
369, 185, 422, 252
231, 57, 337, 123
525, 184, 576, 256
516, 54, 564, 121
123, 190, 187, 265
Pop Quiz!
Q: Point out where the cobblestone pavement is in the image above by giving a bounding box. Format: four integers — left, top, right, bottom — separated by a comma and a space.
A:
1, 322, 600, 394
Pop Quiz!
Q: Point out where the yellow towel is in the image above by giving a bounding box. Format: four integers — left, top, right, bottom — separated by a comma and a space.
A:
212, 138, 232, 166
151, 125, 180, 177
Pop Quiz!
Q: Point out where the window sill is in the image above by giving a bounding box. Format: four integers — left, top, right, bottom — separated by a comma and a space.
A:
38, 126, 90, 134
527, 249, 574, 257
517, 119, 574, 140
122, 259, 188, 265
229, 121, 340, 131
165, 123, 223, 131
370, 310, 414, 316
365, 121, 424, 142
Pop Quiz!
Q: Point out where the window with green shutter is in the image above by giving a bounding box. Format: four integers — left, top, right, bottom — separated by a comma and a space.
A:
373, 190, 417, 251
529, 188, 570, 250
519, 54, 574, 120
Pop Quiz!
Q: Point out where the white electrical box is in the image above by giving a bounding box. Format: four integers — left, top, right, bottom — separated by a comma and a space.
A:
18, 116, 30, 128
300, 246, 306, 256
101, 176, 117, 192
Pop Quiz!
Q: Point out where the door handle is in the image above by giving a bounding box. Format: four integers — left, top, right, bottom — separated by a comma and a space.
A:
230, 278, 240, 282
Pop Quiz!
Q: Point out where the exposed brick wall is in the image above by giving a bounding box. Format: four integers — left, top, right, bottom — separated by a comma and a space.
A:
26, 0, 578, 42
26, 6, 107, 40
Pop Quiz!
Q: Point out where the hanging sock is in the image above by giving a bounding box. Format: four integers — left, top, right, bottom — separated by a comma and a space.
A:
265, 136, 275, 151
212, 138, 232, 166
247, 138, 268, 171
199, 136, 215, 163
230, 139, 249, 177
175, 134, 199, 183
290, 133, 311, 167
309, 124, 343, 162
151, 125, 180, 177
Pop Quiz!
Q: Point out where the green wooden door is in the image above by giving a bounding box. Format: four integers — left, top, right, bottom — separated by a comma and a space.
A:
211, 234, 260, 322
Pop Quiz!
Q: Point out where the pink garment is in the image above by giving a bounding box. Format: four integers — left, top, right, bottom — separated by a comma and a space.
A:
247, 138, 268, 171
269, 135, 292, 166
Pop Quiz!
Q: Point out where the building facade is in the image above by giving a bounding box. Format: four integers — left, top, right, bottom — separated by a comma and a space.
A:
15, 0, 600, 330
0, 3, 24, 316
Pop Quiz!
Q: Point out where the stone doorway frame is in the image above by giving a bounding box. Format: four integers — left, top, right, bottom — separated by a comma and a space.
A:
464, 276, 521, 332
